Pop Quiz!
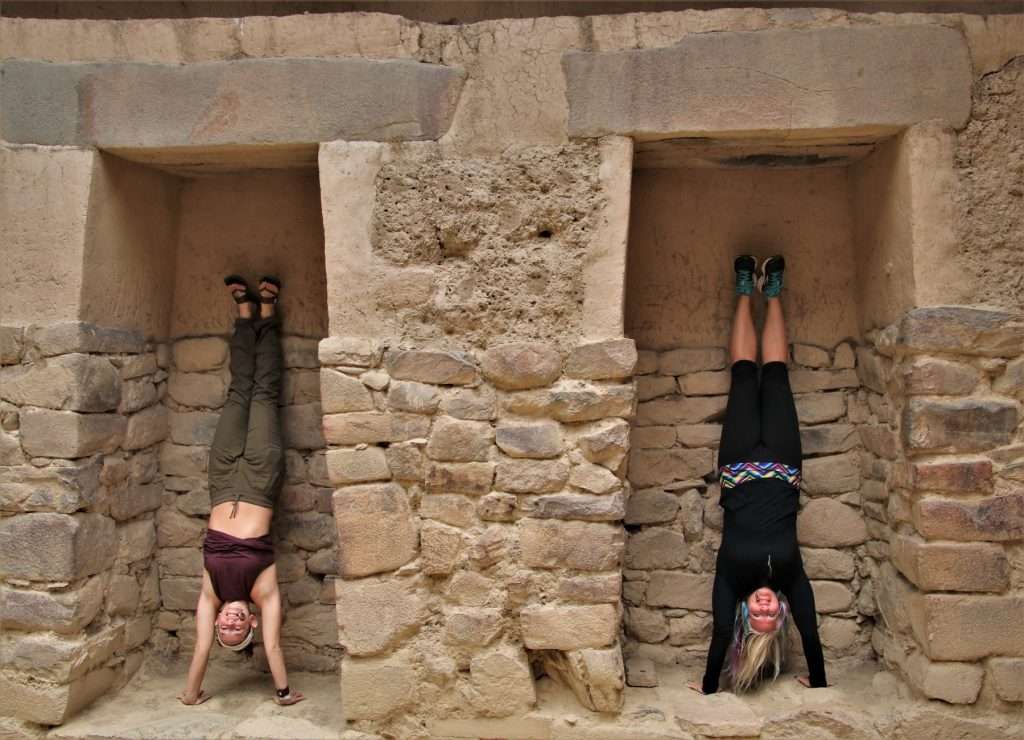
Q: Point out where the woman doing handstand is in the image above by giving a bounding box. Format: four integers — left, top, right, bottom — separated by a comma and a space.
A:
178, 275, 304, 707
689, 255, 827, 695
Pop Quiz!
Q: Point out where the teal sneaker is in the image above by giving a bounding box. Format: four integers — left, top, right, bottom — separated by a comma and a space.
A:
758, 256, 786, 298
734, 255, 757, 296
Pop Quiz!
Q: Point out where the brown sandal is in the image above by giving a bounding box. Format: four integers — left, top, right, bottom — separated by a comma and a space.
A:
258, 276, 281, 304
224, 275, 256, 304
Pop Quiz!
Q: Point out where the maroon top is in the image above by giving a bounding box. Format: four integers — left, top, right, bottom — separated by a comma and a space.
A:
202, 529, 275, 603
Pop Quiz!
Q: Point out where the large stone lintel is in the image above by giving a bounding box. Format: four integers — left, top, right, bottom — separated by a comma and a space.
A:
564, 25, 971, 139
1, 58, 465, 152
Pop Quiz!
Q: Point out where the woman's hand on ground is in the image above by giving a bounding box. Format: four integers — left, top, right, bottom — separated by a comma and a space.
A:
686, 681, 706, 694
274, 689, 306, 706
177, 689, 210, 706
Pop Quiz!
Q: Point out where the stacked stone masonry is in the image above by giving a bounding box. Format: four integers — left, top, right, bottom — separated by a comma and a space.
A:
322, 335, 636, 737
154, 333, 339, 673
865, 307, 1024, 709
0, 323, 165, 726
625, 341, 875, 674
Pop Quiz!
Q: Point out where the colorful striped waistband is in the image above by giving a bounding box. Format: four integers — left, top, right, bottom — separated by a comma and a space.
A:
719, 461, 801, 489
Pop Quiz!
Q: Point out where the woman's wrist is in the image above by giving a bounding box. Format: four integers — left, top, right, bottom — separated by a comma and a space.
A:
276, 685, 290, 698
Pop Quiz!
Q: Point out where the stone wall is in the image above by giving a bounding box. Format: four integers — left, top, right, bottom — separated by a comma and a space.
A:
867, 307, 1024, 708
624, 341, 875, 677
321, 335, 635, 738
0, 323, 166, 726
151, 333, 339, 672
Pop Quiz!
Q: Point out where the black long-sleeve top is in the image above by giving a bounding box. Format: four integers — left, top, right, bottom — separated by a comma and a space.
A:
701, 478, 827, 694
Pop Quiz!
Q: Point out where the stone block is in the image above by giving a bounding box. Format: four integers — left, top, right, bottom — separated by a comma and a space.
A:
635, 395, 727, 426
0, 665, 117, 726
0, 354, 120, 412
520, 519, 624, 571
167, 371, 225, 408
27, 322, 144, 357
789, 369, 859, 393
564, 338, 637, 380
476, 491, 517, 523
0, 513, 115, 581
333, 483, 416, 577
159, 444, 207, 478
669, 614, 712, 646
912, 494, 1024, 542
890, 535, 1008, 592
322, 411, 429, 445
445, 571, 498, 607
172, 337, 227, 372
281, 369, 321, 406
4, 57, 464, 147
335, 578, 422, 656
387, 350, 476, 386
168, 410, 217, 446
320, 368, 374, 413
679, 370, 731, 396
495, 420, 562, 459
797, 499, 868, 547
794, 392, 846, 425
325, 447, 390, 485
19, 408, 125, 458
646, 572, 712, 610
496, 458, 569, 493
800, 548, 855, 580
903, 398, 1018, 453
480, 341, 561, 390
318, 337, 381, 368
281, 336, 319, 369
898, 306, 1024, 357
558, 573, 621, 604
467, 643, 536, 717
420, 494, 477, 529
0, 576, 105, 634
801, 452, 860, 495
280, 602, 337, 647
117, 519, 157, 564
624, 488, 679, 525
569, 460, 622, 494
575, 418, 629, 468
118, 378, 157, 415
994, 357, 1024, 398
419, 522, 463, 576
504, 381, 635, 422
626, 606, 669, 643
520, 604, 617, 649
903, 358, 981, 396
811, 581, 854, 613
443, 607, 503, 648
341, 651, 415, 721
158, 547, 203, 577
657, 348, 726, 375
123, 403, 168, 451
989, 658, 1024, 703
904, 654, 981, 704
109, 482, 162, 521
276, 511, 335, 551
916, 594, 1024, 660
636, 375, 677, 402
625, 656, 658, 688
874, 563, 917, 636
675, 424, 722, 449
159, 576, 201, 610
425, 462, 494, 495
428, 718, 552, 739
280, 403, 325, 450
626, 527, 688, 569
631, 426, 676, 449
793, 344, 831, 368
426, 417, 493, 462
117, 354, 157, 381
156, 507, 205, 548
800, 423, 858, 455
441, 386, 497, 421
384, 441, 424, 482
0, 326, 23, 365
0, 458, 101, 515
818, 616, 859, 652
900, 458, 992, 493
531, 492, 625, 522
539, 646, 625, 712
635, 350, 658, 375
0, 623, 124, 684
386, 380, 440, 415
627, 447, 713, 487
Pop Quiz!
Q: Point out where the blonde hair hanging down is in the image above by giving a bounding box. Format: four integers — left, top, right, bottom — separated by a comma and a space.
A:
726, 594, 789, 693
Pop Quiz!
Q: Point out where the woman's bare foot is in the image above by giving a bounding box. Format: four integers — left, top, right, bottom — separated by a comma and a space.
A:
224, 275, 254, 319
258, 277, 281, 320
687, 681, 706, 694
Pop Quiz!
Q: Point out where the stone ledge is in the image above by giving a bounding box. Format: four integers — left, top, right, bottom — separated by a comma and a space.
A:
1, 58, 465, 150
564, 25, 971, 139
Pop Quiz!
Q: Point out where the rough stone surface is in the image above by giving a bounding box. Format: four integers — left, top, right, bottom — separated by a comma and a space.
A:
387, 350, 477, 386
916, 594, 1024, 660
426, 417, 493, 462
425, 462, 495, 495
568, 460, 622, 494
891, 535, 1009, 592
0, 513, 115, 581
335, 579, 423, 656
19, 409, 125, 458
802, 452, 860, 495
0, 577, 105, 634
466, 643, 536, 717
320, 369, 374, 413
0, 354, 120, 412
495, 420, 563, 459
797, 499, 869, 547
505, 382, 635, 423
646, 572, 713, 610
333, 483, 417, 577
575, 418, 630, 468
564, 338, 637, 380
912, 494, 1024, 542
628, 448, 713, 487
386, 380, 440, 415
530, 492, 625, 522
319, 337, 381, 368
495, 458, 569, 494
903, 397, 1018, 453
480, 342, 562, 390
898, 307, 1024, 357
520, 519, 624, 571
624, 488, 680, 525
539, 646, 625, 712
325, 447, 391, 485
626, 528, 688, 570
341, 652, 415, 721
901, 458, 992, 493
989, 658, 1024, 703
903, 357, 981, 396
520, 604, 617, 649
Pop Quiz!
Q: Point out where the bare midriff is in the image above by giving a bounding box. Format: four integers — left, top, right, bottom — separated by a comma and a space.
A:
208, 501, 272, 539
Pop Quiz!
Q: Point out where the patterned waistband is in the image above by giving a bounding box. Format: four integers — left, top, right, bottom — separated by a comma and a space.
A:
719, 461, 801, 489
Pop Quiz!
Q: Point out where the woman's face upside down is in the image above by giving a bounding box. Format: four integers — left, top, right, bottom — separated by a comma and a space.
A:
746, 587, 781, 633
216, 601, 256, 646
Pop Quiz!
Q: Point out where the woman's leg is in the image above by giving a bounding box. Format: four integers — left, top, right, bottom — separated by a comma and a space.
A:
718, 262, 762, 468
208, 292, 257, 488
759, 276, 802, 468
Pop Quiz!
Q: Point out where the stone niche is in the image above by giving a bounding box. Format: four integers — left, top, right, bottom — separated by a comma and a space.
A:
622, 136, 910, 677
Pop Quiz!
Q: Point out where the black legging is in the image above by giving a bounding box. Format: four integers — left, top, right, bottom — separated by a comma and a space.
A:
717, 360, 801, 471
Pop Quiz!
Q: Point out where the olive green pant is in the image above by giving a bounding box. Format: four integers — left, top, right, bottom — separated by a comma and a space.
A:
208, 317, 284, 512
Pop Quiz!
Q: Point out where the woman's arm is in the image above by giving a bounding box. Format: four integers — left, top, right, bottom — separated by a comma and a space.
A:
785, 570, 828, 688
180, 571, 219, 705
697, 571, 739, 694
252, 565, 305, 705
